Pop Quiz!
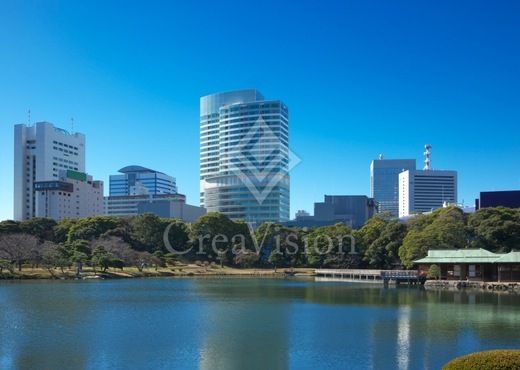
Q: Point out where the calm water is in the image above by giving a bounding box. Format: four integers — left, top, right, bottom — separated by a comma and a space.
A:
0, 278, 519, 370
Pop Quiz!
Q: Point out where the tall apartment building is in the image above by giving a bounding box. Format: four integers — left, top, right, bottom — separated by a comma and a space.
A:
370, 157, 416, 217
109, 165, 177, 196
14, 121, 93, 221
399, 170, 458, 217
200, 89, 290, 224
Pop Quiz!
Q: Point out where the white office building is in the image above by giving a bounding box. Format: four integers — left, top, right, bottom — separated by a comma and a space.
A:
35, 169, 104, 220
399, 170, 458, 217
14, 121, 87, 221
200, 89, 290, 224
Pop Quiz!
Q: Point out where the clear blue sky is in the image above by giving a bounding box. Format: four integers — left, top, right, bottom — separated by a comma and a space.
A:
1, 0, 519, 221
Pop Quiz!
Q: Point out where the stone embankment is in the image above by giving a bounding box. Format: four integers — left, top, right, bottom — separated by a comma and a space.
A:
425, 280, 519, 292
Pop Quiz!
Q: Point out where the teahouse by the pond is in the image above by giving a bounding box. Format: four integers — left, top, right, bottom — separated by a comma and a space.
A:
414, 248, 520, 282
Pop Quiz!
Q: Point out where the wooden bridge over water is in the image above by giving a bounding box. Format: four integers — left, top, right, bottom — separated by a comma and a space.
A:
314, 269, 424, 285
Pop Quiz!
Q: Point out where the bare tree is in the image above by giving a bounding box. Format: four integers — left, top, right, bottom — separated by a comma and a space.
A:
130, 251, 155, 272
89, 236, 133, 264
40, 241, 69, 276
233, 248, 260, 268
0, 233, 40, 271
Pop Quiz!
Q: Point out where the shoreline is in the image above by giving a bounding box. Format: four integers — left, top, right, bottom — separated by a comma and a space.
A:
0, 265, 317, 281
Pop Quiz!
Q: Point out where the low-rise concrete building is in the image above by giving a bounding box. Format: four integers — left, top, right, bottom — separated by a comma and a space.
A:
138, 201, 206, 222
475, 190, 520, 210
282, 195, 377, 229
34, 169, 103, 220
104, 193, 186, 217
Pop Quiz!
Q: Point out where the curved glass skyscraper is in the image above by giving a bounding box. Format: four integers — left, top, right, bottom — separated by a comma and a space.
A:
200, 89, 290, 224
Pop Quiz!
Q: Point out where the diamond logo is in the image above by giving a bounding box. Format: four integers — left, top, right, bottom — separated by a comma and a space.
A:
228, 117, 301, 204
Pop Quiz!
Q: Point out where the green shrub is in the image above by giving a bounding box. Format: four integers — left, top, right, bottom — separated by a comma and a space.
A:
427, 264, 441, 280
443, 350, 520, 370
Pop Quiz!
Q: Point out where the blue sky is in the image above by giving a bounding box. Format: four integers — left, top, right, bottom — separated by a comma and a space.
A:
1, 0, 519, 221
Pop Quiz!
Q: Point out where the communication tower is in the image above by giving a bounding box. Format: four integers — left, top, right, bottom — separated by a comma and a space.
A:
423, 144, 432, 170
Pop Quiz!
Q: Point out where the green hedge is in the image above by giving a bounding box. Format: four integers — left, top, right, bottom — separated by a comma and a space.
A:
443, 350, 520, 370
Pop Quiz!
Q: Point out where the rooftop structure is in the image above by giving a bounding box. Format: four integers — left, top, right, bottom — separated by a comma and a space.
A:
109, 165, 177, 196
14, 121, 88, 220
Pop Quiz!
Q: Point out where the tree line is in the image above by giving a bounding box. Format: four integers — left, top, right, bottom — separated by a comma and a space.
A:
0, 206, 519, 274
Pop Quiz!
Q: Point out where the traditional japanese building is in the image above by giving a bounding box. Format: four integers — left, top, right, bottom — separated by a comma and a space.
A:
414, 248, 520, 282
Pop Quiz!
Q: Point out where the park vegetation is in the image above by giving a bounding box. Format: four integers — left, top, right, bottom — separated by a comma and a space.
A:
0, 206, 519, 277
442, 349, 520, 370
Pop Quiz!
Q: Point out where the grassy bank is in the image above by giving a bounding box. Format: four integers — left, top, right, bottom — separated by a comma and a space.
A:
0, 264, 316, 280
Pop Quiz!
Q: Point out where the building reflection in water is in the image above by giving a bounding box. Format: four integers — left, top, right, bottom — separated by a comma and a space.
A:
195, 279, 289, 369
396, 305, 411, 370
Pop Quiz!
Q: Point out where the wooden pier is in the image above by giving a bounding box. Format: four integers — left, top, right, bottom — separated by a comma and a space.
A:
314, 269, 424, 285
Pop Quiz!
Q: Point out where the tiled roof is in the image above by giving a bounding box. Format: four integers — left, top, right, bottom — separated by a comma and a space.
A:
494, 251, 520, 264
414, 249, 520, 264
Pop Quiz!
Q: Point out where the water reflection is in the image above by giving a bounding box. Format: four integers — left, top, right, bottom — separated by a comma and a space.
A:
0, 281, 92, 369
396, 306, 411, 370
193, 280, 289, 370
0, 278, 519, 370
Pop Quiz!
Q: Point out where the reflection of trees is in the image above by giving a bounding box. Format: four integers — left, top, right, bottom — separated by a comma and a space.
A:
300, 282, 520, 369
301, 283, 423, 307
2, 279, 519, 369
422, 290, 520, 343
1, 282, 91, 369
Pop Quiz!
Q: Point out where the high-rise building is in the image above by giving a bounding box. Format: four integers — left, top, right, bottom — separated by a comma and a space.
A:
14, 121, 90, 221
104, 165, 183, 217
370, 157, 416, 217
200, 89, 290, 224
399, 170, 458, 217
109, 165, 177, 196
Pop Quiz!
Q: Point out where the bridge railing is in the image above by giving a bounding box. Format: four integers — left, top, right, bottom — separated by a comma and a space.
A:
380, 270, 418, 279
315, 269, 419, 279
315, 269, 382, 276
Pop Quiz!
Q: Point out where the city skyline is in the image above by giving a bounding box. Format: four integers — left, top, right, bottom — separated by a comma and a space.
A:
1, 1, 519, 222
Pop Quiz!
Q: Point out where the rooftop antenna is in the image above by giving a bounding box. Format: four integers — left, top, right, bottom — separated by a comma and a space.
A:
71, 117, 74, 134
28, 109, 31, 126
423, 144, 432, 170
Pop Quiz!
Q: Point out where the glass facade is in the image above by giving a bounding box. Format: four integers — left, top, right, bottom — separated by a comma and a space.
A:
370, 159, 416, 217
200, 89, 290, 224
109, 165, 177, 196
